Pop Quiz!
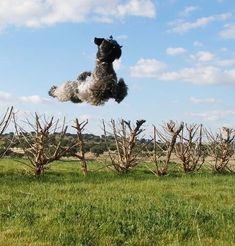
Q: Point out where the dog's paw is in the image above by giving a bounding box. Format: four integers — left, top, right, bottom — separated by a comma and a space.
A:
48, 86, 57, 97
77, 71, 92, 81
115, 78, 128, 103
70, 95, 83, 103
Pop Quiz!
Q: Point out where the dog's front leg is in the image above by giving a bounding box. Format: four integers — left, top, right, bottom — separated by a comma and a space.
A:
115, 78, 128, 103
77, 71, 92, 81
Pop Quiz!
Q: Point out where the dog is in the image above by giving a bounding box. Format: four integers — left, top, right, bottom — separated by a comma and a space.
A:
48, 36, 128, 106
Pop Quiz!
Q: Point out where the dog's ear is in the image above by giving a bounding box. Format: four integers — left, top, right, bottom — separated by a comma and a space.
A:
94, 37, 104, 46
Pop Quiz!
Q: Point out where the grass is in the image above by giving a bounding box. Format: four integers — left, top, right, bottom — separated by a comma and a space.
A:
0, 159, 234, 245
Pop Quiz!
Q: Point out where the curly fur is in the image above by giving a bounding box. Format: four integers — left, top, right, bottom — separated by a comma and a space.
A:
48, 36, 128, 106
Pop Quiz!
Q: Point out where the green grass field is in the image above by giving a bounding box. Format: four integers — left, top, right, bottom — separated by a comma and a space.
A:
0, 159, 234, 246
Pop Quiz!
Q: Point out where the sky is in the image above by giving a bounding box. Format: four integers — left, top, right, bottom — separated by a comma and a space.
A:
0, 0, 235, 134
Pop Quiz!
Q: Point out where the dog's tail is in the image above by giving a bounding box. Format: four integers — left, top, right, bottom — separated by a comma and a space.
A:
115, 78, 128, 103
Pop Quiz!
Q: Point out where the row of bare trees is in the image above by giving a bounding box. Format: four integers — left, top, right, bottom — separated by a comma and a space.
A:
149, 121, 235, 175
102, 119, 235, 175
0, 107, 235, 176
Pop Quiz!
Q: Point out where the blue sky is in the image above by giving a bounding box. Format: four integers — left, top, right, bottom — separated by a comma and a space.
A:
1, 0, 235, 133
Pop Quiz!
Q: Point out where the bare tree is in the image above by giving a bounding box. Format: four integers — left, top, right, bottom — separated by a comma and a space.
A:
72, 119, 88, 175
102, 119, 146, 172
0, 106, 13, 157
175, 123, 205, 172
0, 106, 13, 135
205, 127, 235, 173
152, 121, 183, 176
13, 113, 72, 176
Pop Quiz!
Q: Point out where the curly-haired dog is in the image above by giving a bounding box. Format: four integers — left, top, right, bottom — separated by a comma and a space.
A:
48, 36, 128, 105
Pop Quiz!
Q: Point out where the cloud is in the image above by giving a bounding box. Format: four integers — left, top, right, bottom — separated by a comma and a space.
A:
219, 23, 235, 39
189, 110, 235, 122
19, 95, 50, 104
166, 47, 187, 56
130, 59, 235, 85
215, 59, 235, 67
179, 5, 199, 17
0, 91, 51, 105
130, 47, 235, 85
193, 41, 203, 47
169, 12, 232, 33
129, 58, 167, 78
116, 34, 128, 40
189, 96, 221, 104
160, 66, 235, 85
115, 0, 156, 18
0, 0, 156, 31
0, 91, 12, 101
190, 51, 215, 62
190, 50, 235, 67
113, 59, 122, 71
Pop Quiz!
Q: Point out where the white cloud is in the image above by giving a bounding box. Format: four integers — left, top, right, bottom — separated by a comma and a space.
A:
215, 59, 235, 67
19, 95, 50, 104
0, 0, 156, 31
166, 47, 187, 56
219, 23, 235, 39
179, 5, 199, 17
161, 66, 235, 85
169, 12, 232, 33
189, 97, 221, 104
130, 57, 235, 85
0, 91, 12, 101
189, 110, 235, 122
220, 47, 228, 52
116, 34, 128, 40
0, 90, 51, 108
129, 58, 167, 78
115, 0, 156, 18
193, 41, 203, 47
113, 59, 122, 71
190, 50, 235, 67
78, 114, 94, 121
191, 51, 215, 62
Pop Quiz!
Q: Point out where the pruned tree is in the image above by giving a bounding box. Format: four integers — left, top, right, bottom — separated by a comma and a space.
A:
0, 106, 13, 157
102, 119, 146, 172
175, 123, 205, 172
0, 106, 13, 135
151, 121, 183, 176
205, 127, 235, 173
13, 113, 72, 176
72, 119, 88, 175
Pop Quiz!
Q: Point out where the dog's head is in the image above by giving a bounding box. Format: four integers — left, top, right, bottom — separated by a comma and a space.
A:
94, 36, 122, 63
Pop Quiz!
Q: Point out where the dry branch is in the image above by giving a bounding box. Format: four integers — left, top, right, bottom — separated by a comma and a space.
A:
72, 118, 88, 175
205, 127, 235, 172
102, 119, 146, 172
175, 123, 205, 172
0, 106, 14, 158
152, 121, 183, 176
13, 113, 71, 176
0, 106, 13, 135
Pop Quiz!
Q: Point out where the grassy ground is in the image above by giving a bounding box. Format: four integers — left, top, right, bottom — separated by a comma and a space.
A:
0, 159, 234, 246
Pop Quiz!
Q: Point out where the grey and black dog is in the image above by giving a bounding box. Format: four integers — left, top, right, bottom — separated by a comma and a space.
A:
48, 36, 128, 106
